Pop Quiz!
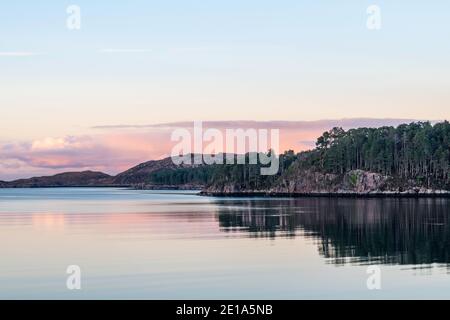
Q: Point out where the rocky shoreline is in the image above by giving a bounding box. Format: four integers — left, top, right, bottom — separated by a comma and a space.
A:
199, 190, 450, 198
132, 183, 203, 191
199, 169, 450, 198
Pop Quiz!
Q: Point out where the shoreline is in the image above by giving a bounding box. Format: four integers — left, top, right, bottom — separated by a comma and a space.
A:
1, 186, 450, 198
0, 185, 131, 189
199, 191, 450, 198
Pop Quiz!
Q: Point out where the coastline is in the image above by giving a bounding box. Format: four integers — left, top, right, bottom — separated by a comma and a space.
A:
199, 190, 450, 198
2, 185, 450, 199
1, 185, 450, 198
0, 185, 131, 189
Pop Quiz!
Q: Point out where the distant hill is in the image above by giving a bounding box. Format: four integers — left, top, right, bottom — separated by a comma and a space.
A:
113, 156, 185, 185
1, 155, 206, 189
3, 171, 114, 188
111, 154, 210, 189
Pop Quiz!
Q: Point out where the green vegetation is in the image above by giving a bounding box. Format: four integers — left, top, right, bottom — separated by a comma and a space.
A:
349, 172, 358, 187
148, 166, 217, 186
147, 121, 450, 191
309, 121, 450, 188
147, 151, 298, 189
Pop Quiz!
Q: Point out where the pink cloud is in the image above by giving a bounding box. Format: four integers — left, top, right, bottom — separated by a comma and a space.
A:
0, 132, 171, 180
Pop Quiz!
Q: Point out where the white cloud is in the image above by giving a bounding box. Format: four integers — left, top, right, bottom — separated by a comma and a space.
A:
30, 136, 93, 151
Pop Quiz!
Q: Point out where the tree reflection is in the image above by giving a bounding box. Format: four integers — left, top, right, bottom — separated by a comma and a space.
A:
215, 198, 450, 266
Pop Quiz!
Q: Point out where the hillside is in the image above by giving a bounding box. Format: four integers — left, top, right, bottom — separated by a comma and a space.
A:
2, 171, 114, 188
1, 155, 209, 189
113, 156, 189, 185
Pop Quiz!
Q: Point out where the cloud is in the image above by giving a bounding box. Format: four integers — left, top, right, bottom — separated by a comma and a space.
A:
92, 118, 424, 130
1, 136, 100, 170
30, 136, 92, 151
0, 132, 172, 180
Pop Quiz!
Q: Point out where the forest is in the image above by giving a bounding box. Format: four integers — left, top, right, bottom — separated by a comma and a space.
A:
147, 122, 450, 190
309, 121, 450, 187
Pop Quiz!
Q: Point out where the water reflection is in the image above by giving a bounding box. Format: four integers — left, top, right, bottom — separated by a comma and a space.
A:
215, 198, 450, 267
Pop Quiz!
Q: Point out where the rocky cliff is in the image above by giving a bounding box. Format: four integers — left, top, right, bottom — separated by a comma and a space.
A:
201, 169, 450, 196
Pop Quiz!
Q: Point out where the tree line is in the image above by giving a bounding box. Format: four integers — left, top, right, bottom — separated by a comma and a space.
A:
311, 121, 450, 187
147, 122, 450, 190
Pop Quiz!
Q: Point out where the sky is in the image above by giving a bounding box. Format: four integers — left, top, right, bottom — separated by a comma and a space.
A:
0, 1, 449, 180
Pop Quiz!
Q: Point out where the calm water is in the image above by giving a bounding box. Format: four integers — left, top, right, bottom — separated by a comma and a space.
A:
0, 188, 449, 299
